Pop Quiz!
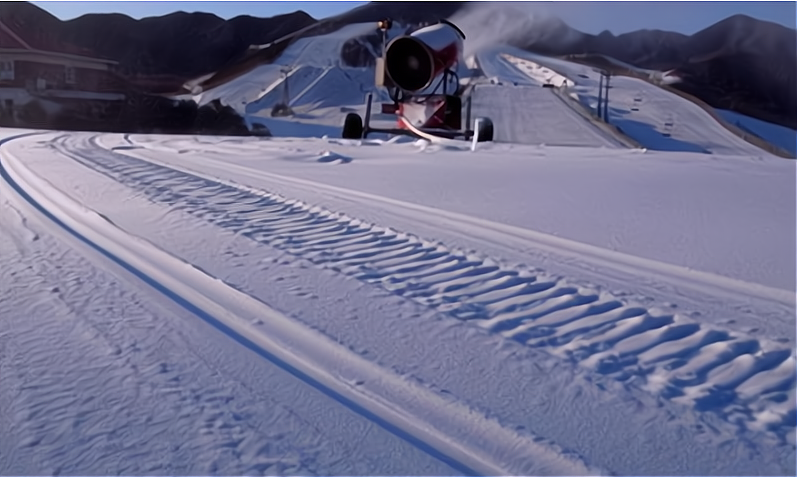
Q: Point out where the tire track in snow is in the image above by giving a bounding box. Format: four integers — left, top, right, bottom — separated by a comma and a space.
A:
55, 133, 797, 442
130, 135, 797, 310
1, 133, 601, 477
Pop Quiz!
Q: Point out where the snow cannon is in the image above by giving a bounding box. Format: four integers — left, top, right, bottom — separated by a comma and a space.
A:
383, 20, 466, 93
340, 18, 494, 143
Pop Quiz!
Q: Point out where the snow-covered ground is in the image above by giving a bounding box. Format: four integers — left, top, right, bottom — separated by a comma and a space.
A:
1, 127, 794, 475
2, 23, 796, 477
0, 185, 457, 476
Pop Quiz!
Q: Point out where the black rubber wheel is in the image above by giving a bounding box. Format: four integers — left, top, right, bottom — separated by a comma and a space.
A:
342, 113, 364, 139
475, 117, 494, 142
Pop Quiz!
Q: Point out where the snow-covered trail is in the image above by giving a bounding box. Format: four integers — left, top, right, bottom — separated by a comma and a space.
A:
3, 130, 794, 475
0, 138, 476, 476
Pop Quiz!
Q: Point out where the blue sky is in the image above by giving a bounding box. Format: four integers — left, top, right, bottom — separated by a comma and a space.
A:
33, 1, 366, 22
32, 1, 796, 35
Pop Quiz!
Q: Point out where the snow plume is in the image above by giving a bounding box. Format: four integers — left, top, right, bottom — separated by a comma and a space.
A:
449, 2, 578, 58
450, 3, 547, 58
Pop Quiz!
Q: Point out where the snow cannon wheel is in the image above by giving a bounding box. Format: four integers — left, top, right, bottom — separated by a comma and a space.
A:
271, 103, 294, 117
342, 113, 364, 139
475, 117, 494, 142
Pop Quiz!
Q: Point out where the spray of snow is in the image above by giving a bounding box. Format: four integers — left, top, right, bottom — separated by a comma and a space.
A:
449, 2, 585, 59
450, 3, 551, 58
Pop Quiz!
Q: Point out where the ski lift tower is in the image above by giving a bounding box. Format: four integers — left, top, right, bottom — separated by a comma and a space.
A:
271, 66, 295, 117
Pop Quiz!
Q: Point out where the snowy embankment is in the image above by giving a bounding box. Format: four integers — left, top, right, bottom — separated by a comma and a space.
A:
2, 129, 794, 475
716, 109, 797, 157
187, 64, 284, 109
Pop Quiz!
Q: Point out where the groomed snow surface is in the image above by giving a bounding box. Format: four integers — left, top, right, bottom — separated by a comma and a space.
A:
1, 127, 795, 475
2, 37, 796, 477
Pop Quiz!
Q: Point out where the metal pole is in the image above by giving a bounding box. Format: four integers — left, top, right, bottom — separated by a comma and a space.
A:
281, 67, 290, 106
465, 94, 472, 134
363, 93, 373, 139
604, 74, 611, 122
597, 73, 604, 119
471, 118, 481, 151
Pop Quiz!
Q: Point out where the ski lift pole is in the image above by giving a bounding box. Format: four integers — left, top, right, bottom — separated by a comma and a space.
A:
597, 71, 604, 119
604, 73, 611, 123
465, 94, 472, 134
281, 67, 291, 106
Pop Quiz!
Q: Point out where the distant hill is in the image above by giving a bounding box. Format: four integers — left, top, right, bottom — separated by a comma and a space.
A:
0, 0, 316, 93
1, 1, 794, 129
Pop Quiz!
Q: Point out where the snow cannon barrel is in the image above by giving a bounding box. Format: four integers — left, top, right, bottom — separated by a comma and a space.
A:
384, 20, 465, 93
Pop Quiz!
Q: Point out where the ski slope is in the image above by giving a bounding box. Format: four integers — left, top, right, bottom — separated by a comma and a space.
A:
1, 128, 794, 475
245, 66, 385, 116
0, 199, 458, 477
481, 46, 779, 157
275, 23, 379, 67
470, 84, 622, 147
1, 131, 597, 476
188, 63, 284, 109
603, 75, 773, 156
471, 51, 622, 147
189, 22, 382, 115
